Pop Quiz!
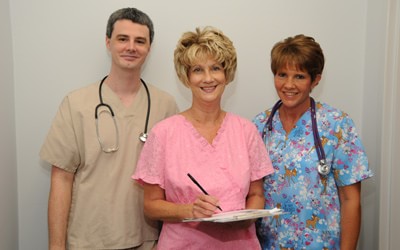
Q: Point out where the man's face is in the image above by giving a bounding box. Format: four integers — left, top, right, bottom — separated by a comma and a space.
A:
106, 20, 151, 72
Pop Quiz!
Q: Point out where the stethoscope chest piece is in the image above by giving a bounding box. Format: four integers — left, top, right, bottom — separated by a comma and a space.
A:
317, 160, 331, 176
139, 132, 148, 143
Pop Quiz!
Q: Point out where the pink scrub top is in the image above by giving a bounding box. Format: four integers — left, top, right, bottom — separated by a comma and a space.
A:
133, 113, 273, 250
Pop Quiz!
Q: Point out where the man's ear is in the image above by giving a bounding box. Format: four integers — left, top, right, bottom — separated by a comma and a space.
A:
105, 36, 111, 50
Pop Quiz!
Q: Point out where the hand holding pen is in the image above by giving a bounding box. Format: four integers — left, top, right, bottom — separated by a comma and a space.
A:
187, 173, 223, 214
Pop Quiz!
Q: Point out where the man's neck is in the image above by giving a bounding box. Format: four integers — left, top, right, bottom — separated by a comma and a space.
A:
106, 67, 142, 95
105, 68, 143, 107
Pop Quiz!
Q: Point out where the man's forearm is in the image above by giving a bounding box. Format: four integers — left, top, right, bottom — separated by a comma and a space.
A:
48, 166, 74, 250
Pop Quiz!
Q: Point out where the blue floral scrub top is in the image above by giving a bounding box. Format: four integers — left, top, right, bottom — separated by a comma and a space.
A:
253, 101, 373, 250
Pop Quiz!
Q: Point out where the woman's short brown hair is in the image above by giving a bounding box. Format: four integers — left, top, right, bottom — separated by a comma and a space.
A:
271, 34, 325, 82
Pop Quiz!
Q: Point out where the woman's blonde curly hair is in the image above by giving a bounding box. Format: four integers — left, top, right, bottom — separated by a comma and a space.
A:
174, 26, 237, 87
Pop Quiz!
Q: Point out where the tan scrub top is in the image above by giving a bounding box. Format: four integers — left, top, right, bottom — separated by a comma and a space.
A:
40, 81, 178, 250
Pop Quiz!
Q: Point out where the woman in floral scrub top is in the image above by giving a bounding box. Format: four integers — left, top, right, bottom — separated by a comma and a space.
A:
253, 34, 373, 250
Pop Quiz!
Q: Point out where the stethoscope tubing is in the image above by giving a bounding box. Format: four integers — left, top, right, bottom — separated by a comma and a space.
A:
95, 75, 151, 152
263, 97, 330, 176
141, 77, 151, 141
310, 98, 326, 162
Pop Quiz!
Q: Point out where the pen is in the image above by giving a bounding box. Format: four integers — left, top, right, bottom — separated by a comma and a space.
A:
187, 173, 223, 211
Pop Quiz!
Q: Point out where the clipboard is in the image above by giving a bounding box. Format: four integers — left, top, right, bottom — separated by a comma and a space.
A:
182, 207, 284, 223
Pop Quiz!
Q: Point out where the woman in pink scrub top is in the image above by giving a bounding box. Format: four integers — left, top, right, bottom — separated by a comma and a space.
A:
132, 26, 274, 250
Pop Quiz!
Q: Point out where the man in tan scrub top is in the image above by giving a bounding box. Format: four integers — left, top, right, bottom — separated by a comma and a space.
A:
40, 7, 178, 250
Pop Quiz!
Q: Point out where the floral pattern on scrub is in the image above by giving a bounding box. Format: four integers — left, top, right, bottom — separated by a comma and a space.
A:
253, 101, 373, 250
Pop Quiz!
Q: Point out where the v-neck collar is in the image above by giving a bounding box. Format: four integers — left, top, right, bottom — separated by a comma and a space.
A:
101, 82, 148, 117
275, 107, 311, 139
179, 112, 229, 148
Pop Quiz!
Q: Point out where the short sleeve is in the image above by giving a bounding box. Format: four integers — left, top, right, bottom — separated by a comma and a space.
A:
132, 127, 166, 188
39, 96, 80, 172
332, 116, 373, 186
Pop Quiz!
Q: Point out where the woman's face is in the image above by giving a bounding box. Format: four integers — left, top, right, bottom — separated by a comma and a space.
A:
274, 64, 320, 113
188, 57, 227, 105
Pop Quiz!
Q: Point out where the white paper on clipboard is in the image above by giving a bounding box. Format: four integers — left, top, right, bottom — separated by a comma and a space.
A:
182, 207, 284, 223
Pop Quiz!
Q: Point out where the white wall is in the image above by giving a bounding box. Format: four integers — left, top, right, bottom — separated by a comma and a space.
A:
0, 0, 18, 249
379, 0, 400, 249
358, 0, 388, 249
7, 0, 389, 249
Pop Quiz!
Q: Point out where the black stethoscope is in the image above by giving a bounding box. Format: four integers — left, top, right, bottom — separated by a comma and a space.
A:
95, 75, 151, 153
262, 97, 331, 176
